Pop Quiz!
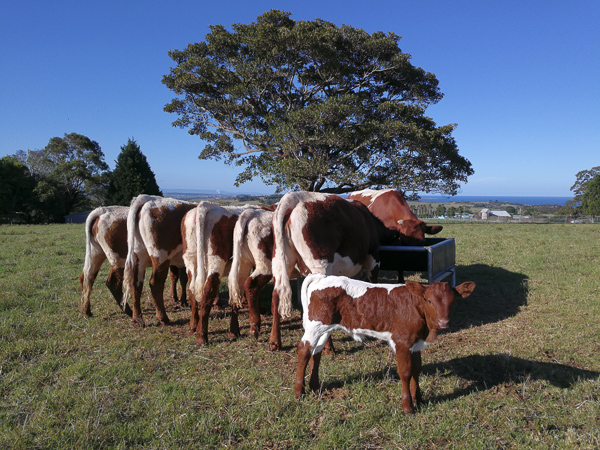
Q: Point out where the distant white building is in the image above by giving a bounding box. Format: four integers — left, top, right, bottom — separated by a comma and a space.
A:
480, 208, 511, 220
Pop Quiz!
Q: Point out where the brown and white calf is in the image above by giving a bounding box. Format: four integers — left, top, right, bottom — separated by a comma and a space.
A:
124, 195, 196, 326
227, 206, 280, 347
181, 201, 261, 345
294, 274, 475, 413
272, 191, 400, 322
348, 189, 443, 245
80, 206, 188, 317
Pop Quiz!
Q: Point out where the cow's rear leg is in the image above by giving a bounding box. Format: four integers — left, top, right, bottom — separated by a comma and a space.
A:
245, 274, 272, 339
169, 266, 188, 307
168, 265, 180, 304
149, 260, 170, 325
106, 267, 132, 317
80, 269, 99, 317
269, 289, 282, 351
131, 279, 145, 327
196, 273, 221, 346
177, 268, 188, 307
188, 270, 198, 333
229, 304, 240, 339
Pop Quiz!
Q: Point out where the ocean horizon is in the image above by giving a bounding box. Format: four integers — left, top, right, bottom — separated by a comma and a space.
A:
417, 195, 572, 206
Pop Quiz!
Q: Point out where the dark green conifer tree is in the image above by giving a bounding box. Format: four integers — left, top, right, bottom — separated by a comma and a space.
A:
107, 139, 162, 206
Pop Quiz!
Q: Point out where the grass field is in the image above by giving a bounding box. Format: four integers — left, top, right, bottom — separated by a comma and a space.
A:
1, 223, 599, 448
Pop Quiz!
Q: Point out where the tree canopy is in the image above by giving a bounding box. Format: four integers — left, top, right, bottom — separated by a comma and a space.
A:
14, 133, 109, 222
580, 174, 600, 215
163, 9, 473, 197
0, 157, 36, 224
107, 138, 162, 206
568, 166, 600, 215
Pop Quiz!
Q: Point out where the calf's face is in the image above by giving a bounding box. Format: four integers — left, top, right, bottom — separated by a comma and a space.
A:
405, 281, 476, 330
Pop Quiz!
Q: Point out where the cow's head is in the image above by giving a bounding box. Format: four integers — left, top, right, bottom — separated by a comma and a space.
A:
396, 220, 443, 245
406, 281, 475, 331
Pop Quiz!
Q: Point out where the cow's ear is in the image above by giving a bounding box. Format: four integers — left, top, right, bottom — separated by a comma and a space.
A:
405, 281, 425, 297
455, 282, 476, 298
425, 225, 443, 235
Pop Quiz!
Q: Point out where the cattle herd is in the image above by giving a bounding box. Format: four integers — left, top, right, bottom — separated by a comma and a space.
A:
80, 189, 475, 413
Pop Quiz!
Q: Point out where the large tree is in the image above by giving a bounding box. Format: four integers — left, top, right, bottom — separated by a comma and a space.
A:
106, 138, 162, 205
0, 156, 36, 224
580, 174, 600, 215
18, 133, 109, 222
163, 10, 473, 197
568, 165, 600, 210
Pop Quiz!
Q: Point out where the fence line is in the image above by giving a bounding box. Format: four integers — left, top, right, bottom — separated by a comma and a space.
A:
421, 216, 600, 225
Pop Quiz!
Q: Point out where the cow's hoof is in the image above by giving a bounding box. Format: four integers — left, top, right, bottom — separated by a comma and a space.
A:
294, 386, 305, 399
269, 342, 281, 352
157, 316, 170, 326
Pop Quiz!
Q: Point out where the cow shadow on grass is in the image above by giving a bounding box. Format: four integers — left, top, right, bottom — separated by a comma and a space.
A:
319, 353, 599, 405
440, 263, 529, 332
421, 353, 599, 406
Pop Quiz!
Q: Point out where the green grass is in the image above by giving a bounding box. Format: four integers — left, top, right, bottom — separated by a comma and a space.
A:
1, 223, 599, 448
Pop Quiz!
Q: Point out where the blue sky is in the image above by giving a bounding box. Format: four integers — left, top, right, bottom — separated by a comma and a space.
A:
1, 1, 598, 197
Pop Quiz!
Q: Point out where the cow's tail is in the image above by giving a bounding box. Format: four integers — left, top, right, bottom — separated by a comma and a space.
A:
228, 209, 251, 308
192, 203, 210, 302
123, 195, 150, 307
300, 273, 325, 313
272, 200, 294, 319
81, 207, 104, 301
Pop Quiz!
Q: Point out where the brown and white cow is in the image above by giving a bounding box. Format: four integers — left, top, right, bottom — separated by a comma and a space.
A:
124, 195, 196, 326
181, 201, 262, 345
348, 189, 443, 245
272, 191, 400, 325
227, 206, 279, 346
80, 206, 188, 317
294, 274, 475, 413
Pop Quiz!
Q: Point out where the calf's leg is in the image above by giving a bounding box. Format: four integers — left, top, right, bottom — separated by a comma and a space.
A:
410, 351, 423, 406
308, 352, 322, 393
295, 340, 312, 398
395, 348, 415, 414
